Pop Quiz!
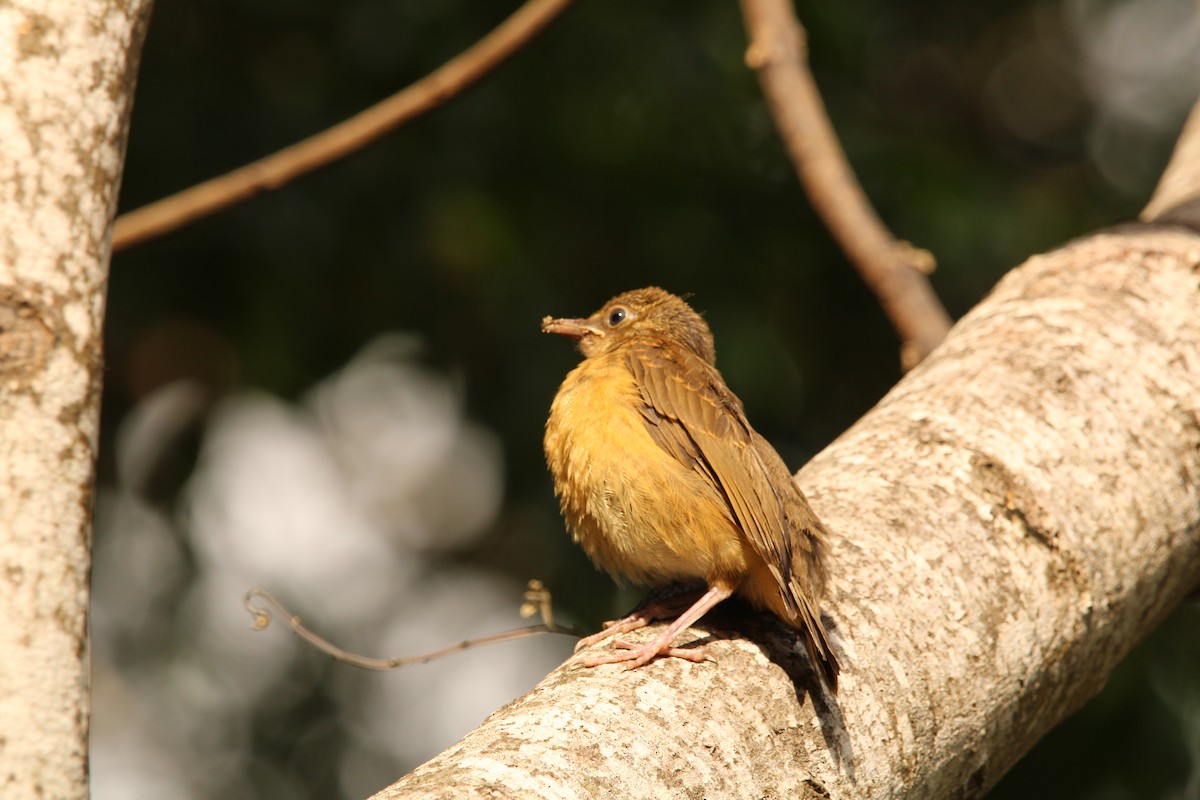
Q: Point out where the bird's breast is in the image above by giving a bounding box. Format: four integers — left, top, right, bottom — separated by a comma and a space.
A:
544, 355, 744, 585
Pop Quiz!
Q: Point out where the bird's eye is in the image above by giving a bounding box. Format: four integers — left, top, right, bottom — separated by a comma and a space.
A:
607, 308, 627, 327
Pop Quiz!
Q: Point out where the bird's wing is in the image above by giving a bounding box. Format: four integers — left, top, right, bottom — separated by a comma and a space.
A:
627, 342, 838, 689
627, 343, 803, 599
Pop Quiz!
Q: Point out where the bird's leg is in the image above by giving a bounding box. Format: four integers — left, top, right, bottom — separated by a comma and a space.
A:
574, 586, 707, 652
577, 583, 734, 669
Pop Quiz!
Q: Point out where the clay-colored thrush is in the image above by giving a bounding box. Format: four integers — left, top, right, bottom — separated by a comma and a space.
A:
543, 287, 839, 691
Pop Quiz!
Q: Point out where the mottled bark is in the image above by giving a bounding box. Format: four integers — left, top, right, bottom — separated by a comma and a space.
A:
372, 180, 1200, 799
0, 1, 152, 797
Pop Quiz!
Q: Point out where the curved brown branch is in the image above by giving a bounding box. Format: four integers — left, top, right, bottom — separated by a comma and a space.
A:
738, 0, 952, 369
1142, 99, 1200, 228
112, 0, 576, 251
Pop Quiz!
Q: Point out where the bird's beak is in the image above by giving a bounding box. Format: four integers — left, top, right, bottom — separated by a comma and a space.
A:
541, 316, 606, 339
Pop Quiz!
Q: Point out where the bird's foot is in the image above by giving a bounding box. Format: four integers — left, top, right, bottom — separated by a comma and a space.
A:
573, 589, 707, 653
576, 636, 714, 670
574, 613, 652, 652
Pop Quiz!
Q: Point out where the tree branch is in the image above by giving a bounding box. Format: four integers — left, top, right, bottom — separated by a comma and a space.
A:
111, 0, 575, 251
0, 1, 152, 796
1142, 102, 1200, 228
243, 582, 578, 669
739, 0, 952, 369
365, 128, 1200, 799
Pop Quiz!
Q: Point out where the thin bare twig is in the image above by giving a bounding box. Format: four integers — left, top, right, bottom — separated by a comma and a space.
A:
738, 0, 952, 369
113, 0, 576, 251
243, 581, 579, 671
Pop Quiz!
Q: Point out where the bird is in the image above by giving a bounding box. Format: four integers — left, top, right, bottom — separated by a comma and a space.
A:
542, 287, 839, 691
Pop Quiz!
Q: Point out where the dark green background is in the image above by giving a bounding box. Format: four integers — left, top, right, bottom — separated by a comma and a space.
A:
102, 1, 1199, 797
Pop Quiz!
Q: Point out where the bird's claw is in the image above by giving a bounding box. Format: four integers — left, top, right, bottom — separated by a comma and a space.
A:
573, 614, 652, 652
574, 638, 714, 669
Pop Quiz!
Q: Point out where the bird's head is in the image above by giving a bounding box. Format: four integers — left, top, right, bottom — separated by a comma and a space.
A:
541, 287, 716, 364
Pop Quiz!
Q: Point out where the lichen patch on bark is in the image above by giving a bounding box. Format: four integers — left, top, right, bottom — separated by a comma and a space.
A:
0, 290, 54, 386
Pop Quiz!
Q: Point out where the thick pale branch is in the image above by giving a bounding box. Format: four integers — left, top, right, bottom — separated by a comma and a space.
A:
1143, 99, 1200, 227
0, 1, 151, 796
371, 225, 1200, 798
111, 0, 575, 251
739, 0, 952, 369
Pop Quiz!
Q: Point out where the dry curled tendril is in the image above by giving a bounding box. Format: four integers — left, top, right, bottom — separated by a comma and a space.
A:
243, 579, 579, 670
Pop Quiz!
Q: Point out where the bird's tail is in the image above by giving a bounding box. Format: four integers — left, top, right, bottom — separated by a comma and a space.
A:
794, 591, 840, 693
749, 561, 841, 693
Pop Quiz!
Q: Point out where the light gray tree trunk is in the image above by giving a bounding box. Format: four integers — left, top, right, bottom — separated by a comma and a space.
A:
0, 1, 152, 797
371, 106, 1200, 799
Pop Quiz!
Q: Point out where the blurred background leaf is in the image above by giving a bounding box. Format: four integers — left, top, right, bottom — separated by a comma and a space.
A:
96, 0, 1200, 797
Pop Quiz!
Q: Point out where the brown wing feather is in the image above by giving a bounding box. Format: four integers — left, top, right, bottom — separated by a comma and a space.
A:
627, 342, 840, 689
628, 343, 797, 587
